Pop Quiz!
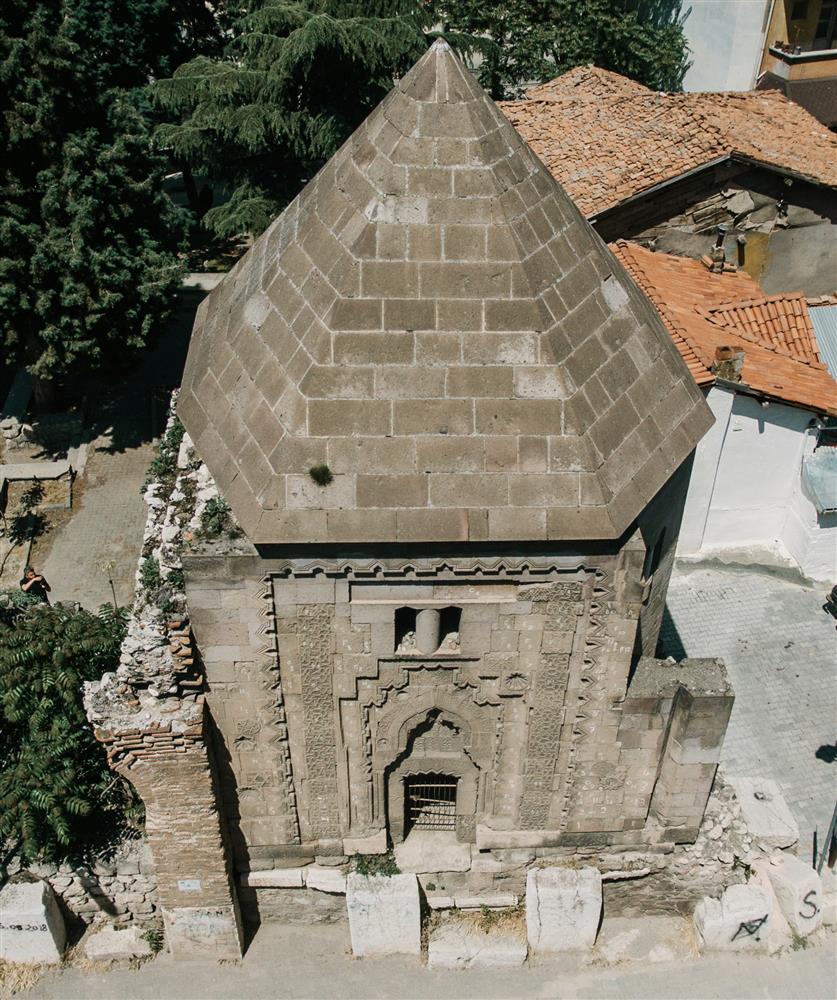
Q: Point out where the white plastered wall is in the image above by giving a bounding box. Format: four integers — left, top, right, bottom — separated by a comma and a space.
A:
679, 385, 836, 581
681, 0, 773, 92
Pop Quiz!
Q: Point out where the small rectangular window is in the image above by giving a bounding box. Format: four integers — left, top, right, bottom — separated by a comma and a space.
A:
791, 1, 808, 19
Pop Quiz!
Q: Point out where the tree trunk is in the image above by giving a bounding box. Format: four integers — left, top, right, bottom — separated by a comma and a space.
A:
31, 374, 60, 413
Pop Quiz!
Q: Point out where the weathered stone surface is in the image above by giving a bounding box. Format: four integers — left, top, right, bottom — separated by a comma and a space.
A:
346, 874, 421, 956
343, 831, 387, 856
395, 831, 471, 874
306, 865, 347, 895
453, 894, 518, 910
243, 868, 308, 889
526, 867, 602, 953
162, 905, 242, 960
765, 855, 823, 936
727, 777, 799, 849
84, 926, 153, 962
428, 918, 527, 969
0, 881, 66, 965
821, 866, 837, 926
179, 40, 711, 546
593, 915, 697, 966
693, 884, 772, 952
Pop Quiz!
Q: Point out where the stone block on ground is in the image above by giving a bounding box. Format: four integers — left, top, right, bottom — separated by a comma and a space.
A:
525, 867, 602, 953
243, 867, 307, 888
346, 873, 421, 956
84, 925, 153, 962
693, 884, 772, 952
428, 916, 527, 969
765, 855, 823, 936
727, 777, 799, 849
306, 865, 347, 894
0, 880, 67, 964
592, 916, 697, 966
394, 831, 471, 874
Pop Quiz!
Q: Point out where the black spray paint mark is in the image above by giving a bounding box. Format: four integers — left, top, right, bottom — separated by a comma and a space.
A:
799, 890, 819, 920
731, 914, 768, 942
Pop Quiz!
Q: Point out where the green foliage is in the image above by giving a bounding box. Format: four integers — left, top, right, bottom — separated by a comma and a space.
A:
0, 601, 139, 863
0, 589, 41, 626
141, 924, 165, 953
153, 1, 483, 238
165, 567, 185, 591
430, 0, 690, 98
0, 1, 186, 391
142, 415, 186, 493
308, 464, 333, 487
65, 0, 223, 94
138, 557, 163, 592
351, 852, 400, 876
198, 497, 241, 540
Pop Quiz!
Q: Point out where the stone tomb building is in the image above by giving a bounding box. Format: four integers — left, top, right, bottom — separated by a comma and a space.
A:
87, 42, 734, 957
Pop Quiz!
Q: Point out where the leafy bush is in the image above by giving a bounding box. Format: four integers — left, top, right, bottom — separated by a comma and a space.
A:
0, 601, 140, 863
308, 464, 333, 487
141, 416, 185, 493
198, 497, 241, 540
138, 557, 162, 591
351, 852, 400, 877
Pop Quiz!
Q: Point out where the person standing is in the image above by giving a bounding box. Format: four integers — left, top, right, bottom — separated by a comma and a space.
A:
20, 565, 51, 604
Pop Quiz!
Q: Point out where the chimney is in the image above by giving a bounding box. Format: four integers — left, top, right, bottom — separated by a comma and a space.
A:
711, 224, 728, 273
737, 234, 747, 269
711, 345, 745, 382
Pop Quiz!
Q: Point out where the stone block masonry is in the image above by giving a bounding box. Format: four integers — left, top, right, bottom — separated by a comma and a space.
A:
0, 880, 66, 965
346, 874, 421, 956
525, 867, 602, 952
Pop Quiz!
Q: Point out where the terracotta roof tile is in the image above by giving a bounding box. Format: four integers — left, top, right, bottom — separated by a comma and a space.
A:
501, 66, 837, 217
702, 293, 821, 365
610, 241, 837, 415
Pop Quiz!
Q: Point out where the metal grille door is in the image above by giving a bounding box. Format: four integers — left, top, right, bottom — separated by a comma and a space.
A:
405, 775, 457, 832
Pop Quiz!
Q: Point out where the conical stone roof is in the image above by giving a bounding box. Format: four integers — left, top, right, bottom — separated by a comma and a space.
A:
179, 41, 712, 546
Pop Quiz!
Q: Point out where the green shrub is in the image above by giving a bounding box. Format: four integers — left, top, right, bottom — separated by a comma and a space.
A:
308, 464, 333, 487
0, 602, 140, 863
351, 852, 400, 877
198, 497, 241, 540
141, 416, 185, 493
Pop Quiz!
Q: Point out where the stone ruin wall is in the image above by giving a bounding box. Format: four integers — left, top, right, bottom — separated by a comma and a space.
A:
2, 840, 158, 932
80, 412, 746, 953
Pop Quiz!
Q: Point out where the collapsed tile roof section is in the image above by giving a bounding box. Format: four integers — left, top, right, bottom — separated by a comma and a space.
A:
611, 241, 837, 416
500, 66, 837, 218
179, 42, 712, 546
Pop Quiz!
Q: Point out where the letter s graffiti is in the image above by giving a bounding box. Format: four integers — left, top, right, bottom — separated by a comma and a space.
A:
799, 890, 819, 920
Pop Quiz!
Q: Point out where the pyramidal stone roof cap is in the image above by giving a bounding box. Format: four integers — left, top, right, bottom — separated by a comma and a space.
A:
179, 41, 712, 546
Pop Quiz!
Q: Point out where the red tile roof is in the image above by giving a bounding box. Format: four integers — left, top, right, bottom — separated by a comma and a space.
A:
500, 67, 837, 217
610, 241, 837, 415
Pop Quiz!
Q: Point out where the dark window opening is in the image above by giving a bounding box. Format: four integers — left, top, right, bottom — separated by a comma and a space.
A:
439, 606, 462, 650
642, 528, 667, 582
395, 607, 417, 650
791, 1, 808, 20
404, 774, 458, 833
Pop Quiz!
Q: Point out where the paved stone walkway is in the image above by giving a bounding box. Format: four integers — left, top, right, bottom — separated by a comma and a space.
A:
38, 435, 153, 610
661, 562, 837, 860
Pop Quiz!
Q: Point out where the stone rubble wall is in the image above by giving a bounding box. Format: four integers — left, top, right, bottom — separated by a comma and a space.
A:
3, 840, 159, 928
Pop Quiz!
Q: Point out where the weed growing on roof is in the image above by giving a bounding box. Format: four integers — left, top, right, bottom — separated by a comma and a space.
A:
141, 416, 185, 494
198, 497, 242, 540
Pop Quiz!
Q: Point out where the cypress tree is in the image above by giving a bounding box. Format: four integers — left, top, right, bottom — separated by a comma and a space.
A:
154, 1, 482, 239
0, 0, 186, 404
